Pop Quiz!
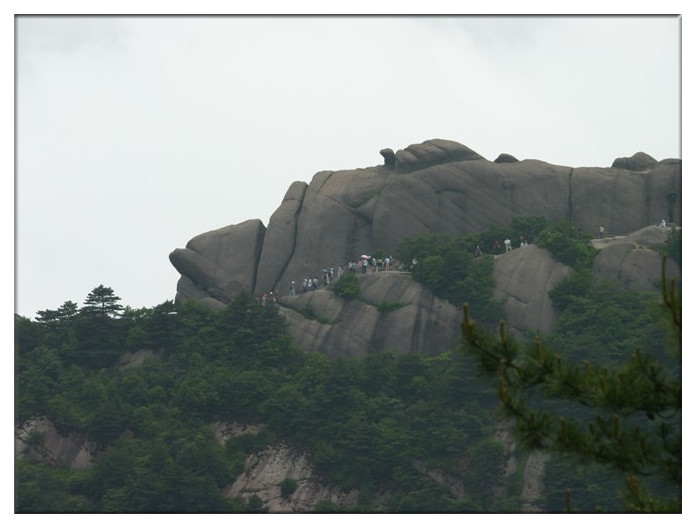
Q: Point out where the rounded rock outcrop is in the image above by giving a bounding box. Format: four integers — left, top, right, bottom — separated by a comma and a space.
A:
591, 225, 681, 291
492, 245, 574, 336
611, 152, 658, 171
169, 219, 265, 305
494, 153, 519, 163
380, 148, 396, 168
394, 138, 485, 173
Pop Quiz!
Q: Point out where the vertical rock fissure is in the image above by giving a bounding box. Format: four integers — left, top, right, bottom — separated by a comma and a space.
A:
567, 168, 574, 223
410, 299, 424, 353
670, 168, 680, 224
644, 170, 651, 226
270, 186, 308, 293
250, 225, 267, 295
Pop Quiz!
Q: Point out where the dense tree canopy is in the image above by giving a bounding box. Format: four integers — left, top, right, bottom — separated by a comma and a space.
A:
15, 220, 681, 513
16, 287, 503, 512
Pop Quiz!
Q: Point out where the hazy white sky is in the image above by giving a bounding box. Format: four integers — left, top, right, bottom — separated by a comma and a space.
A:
13, 11, 685, 319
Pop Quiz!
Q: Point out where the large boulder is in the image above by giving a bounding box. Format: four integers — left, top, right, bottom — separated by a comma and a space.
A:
169, 219, 265, 305
277, 272, 460, 359
612, 151, 658, 171
393, 138, 485, 172
255, 181, 308, 296
591, 225, 681, 291
492, 245, 574, 336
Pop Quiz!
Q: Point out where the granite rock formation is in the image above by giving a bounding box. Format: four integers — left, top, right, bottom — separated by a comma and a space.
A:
169, 139, 681, 352
277, 271, 460, 359
15, 417, 96, 470
491, 245, 574, 336
591, 225, 681, 291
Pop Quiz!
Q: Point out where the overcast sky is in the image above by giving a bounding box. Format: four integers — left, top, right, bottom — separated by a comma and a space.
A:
14, 13, 684, 319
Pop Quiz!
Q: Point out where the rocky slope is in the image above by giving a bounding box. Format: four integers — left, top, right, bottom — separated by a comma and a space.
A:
18, 416, 546, 512
275, 223, 680, 354
170, 138, 681, 316
277, 271, 461, 359
15, 417, 96, 470
170, 140, 681, 357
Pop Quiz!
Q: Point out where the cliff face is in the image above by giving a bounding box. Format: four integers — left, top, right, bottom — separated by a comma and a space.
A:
15, 417, 96, 470
277, 271, 461, 359
169, 139, 681, 352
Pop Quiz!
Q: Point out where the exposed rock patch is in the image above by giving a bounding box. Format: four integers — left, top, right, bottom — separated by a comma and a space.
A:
15, 417, 96, 470
224, 442, 359, 512
211, 421, 264, 444
520, 451, 551, 512
493, 245, 574, 336
119, 348, 163, 369
413, 460, 467, 500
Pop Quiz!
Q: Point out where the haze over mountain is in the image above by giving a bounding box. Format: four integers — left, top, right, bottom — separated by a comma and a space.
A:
14, 15, 682, 321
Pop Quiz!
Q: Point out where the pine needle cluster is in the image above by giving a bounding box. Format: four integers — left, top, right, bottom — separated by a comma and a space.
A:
460, 255, 681, 512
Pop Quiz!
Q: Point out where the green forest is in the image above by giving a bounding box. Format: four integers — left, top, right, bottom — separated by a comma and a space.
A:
14, 221, 681, 513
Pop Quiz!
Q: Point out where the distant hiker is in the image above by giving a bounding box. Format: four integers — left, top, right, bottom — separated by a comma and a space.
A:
504, 238, 512, 252
412, 257, 418, 270
493, 240, 500, 253
660, 219, 667, 228
599, 225, 605, 239
289, 281, 296, 297
384, 256, 391, 271
475, 245, 483, 258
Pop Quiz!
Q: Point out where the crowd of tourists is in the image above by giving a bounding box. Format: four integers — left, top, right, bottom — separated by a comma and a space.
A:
255, 254, 398, 305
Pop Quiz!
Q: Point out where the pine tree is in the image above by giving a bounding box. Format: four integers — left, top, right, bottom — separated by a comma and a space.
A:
460, 255, 681, 512
80, 285, 124, 317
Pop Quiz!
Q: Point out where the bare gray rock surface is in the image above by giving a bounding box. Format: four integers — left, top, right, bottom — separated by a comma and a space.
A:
170, 219, 265, 306
15, 417, 96, 470
493, 245, 574, 336
254, 181, 308, 296
611, 151, 657, 171
169, 139, 681, 354
278, 271, 460, 359
591, 225, 681, 291
224, 442, 359, 512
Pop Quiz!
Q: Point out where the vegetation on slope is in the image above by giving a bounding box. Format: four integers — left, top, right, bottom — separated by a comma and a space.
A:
15, 221, 681, 513
16, 288, 506, 512
461, 255, 681, 512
